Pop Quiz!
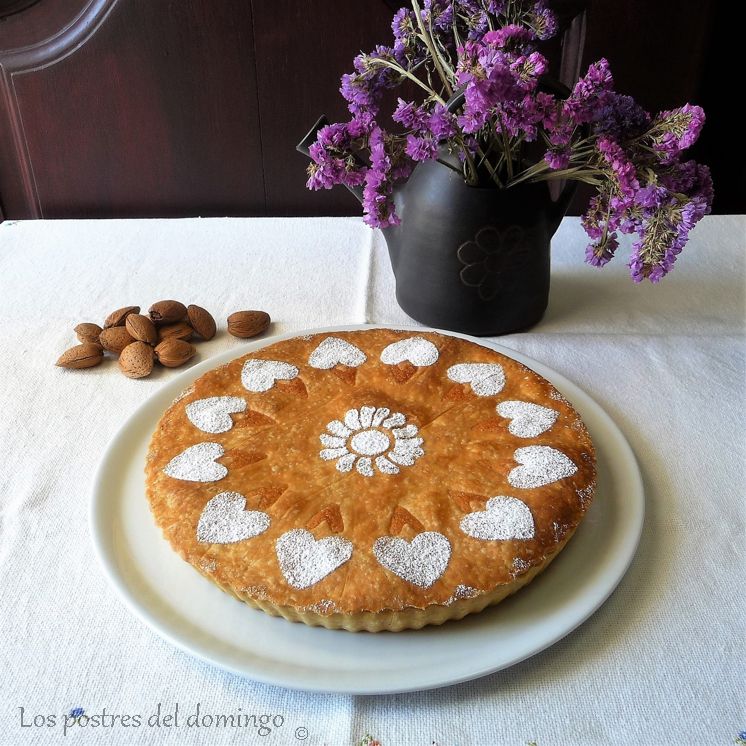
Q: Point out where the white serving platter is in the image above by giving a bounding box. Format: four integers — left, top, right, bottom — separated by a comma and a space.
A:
90, 325, 644, 694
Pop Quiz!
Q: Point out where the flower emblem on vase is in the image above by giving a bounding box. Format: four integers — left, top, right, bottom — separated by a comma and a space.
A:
319, 405, 424, 477
457, 225, 532, 301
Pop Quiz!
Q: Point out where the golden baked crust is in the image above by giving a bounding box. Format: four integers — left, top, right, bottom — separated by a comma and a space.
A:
145, 329, 596, 632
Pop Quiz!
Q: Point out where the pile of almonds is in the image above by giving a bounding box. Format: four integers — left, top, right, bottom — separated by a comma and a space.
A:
56, 302, 270, 379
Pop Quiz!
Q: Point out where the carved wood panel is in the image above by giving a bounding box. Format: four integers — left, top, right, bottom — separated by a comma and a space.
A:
0, 0, 264, 218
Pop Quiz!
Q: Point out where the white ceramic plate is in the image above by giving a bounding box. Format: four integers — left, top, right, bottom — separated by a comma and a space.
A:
90, 325, 644, 694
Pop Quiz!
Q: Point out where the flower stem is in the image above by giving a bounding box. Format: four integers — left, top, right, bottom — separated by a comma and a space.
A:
498, 117, 514, 180
456, 140, 480, 186
508, 162, 603, 187
475, 144, 504, 187
436, 157, 463, 175
369, 58, 445, 104
411, 0, 454, 98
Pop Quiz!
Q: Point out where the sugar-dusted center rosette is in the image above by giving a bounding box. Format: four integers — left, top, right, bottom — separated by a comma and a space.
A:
145, 329, 596, 632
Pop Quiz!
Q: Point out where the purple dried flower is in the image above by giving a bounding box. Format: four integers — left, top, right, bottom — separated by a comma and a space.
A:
649, 104, 706, 163
501, 94, 545, 140
463, 7, 490, 39
634, 184, 668, 213
306, 141, 367, 192
581, 193, 607, 241
510, 52, 548, 90
484, 25, 535, 49
305, 119, 371, 192
305, 0, 712, 280
340, 72, 380, 116
405, 133, 438, 161
691, 163, 714, 211
626, 181, 711, 283
342, 166, 368, 189
347, 112, 375, 139
597, 136, 639, 197
565, 58, 614, 125
429, 103, 458, 139
659, 159, 697, 193
530, 2, 558, 40
368, 126, 390, 173
392, 7, 421, 63
594, 92, 651, 138
545, 146, 570, 170
362, 168, 400, 228
547, 118, 574, 148
391, 158, 415, 182
485, 0, 506, 12
316, 122, 352, 150
306, 143, 342, 190
393, 99, 429, 130
585, 233, 619, 267
534, 90, 558, 118
392, 7, 413, 41
457, 105, 487, 134
455, 40, 481, 86
457, 48, 523, 133
423, 0, 454, 31
305, 163, 332, 191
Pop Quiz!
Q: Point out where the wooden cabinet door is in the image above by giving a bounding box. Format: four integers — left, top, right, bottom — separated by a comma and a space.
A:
0, 1, 734, 218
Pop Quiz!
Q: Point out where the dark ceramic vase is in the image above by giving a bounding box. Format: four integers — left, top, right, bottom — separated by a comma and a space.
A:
383, 159, 574, 335
298, 122, 575, 337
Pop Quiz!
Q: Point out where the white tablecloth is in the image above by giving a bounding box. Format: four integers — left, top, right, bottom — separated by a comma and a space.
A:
0, 216, 743, 746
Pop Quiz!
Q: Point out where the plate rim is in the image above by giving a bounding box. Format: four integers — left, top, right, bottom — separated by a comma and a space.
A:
89, 323, 644, 694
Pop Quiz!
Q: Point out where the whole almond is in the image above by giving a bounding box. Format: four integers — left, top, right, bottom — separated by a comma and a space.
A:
56, 343, 104, 369
119, 341, 154, 379
149, 300, 187, 326
157, 320, 193, 342
99, 326, 135, 355
154, 338, 196, 368
125, 314, 158, 345
187, 304, 216, 340
104, 305, 140, 328
227, 310, 270, 339
74, 322, 103, 344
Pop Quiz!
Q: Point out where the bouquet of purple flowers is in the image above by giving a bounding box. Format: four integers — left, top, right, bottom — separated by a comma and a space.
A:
305, 0, 713, 283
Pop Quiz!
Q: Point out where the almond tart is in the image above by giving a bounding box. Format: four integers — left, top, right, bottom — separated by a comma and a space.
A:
145, 328, 596, 632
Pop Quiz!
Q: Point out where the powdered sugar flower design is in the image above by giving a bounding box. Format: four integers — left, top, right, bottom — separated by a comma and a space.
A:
320, 405, 423, 477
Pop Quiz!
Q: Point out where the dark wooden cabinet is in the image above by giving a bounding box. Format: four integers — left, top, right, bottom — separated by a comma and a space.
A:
0, 0, 738, 219
0, 0, 266, 218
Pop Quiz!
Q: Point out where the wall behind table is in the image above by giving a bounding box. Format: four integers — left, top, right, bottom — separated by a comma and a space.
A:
0, 0, 739, 219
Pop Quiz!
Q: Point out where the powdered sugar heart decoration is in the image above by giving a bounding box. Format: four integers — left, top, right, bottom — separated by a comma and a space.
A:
509, 445, 577, 489
496, 400, 559, 438
460, 496, 535, 541
308, 337, 367, 369
447, 363, 505, 396
185, 396, 247, 434
163, 442, 227, 482
380, 337, 439, 367
241, 360, 299, 393
276, 529, 353, 589
197, 491, 270, 544
373, 531, 451, 588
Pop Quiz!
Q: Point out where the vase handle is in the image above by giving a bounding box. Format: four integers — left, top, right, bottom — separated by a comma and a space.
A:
445, 90, 466, 113
547, 178, 577, 233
